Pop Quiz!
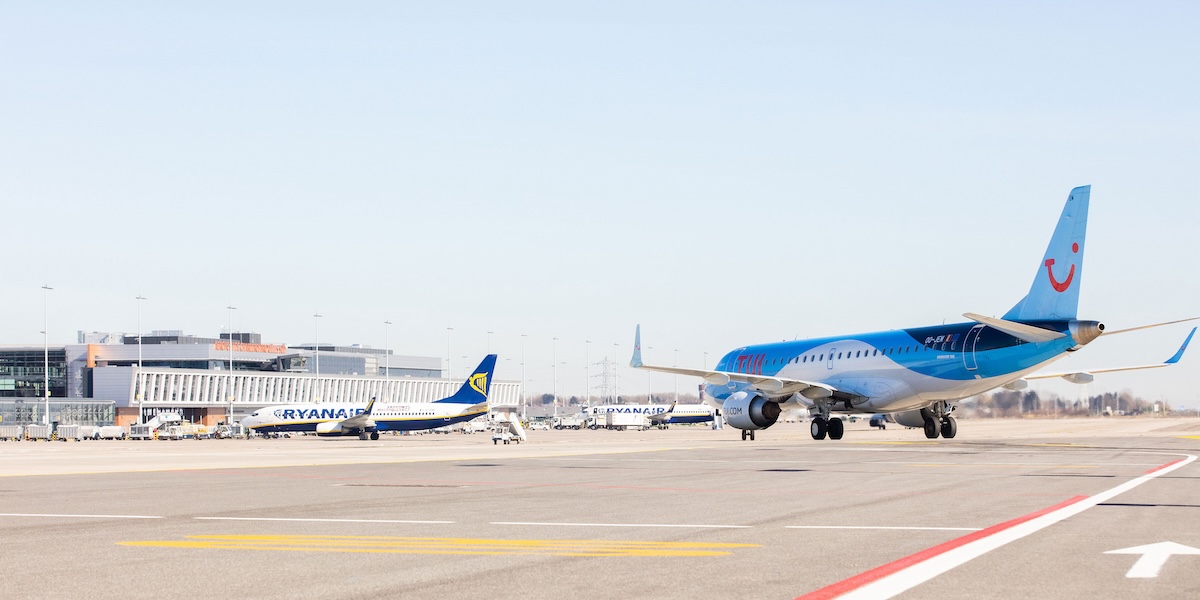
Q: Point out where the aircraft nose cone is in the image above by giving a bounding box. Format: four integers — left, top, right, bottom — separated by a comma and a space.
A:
1070, 320, 1105, 345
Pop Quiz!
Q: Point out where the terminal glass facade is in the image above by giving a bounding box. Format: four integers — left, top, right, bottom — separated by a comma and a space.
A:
0, 349, 67, 399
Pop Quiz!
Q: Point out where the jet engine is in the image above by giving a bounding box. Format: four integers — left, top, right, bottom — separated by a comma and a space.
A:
890, 410, 927, 429
723, 391, 782, 431
315, 421, 345, 436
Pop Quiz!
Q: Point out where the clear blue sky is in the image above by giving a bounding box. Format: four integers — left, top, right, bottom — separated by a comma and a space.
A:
2, 2, 1197, 406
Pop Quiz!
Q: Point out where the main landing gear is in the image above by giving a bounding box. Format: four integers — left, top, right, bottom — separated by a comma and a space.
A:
741, 429, 756, 441
922, 404, 957, 439
809, 416, 844, 441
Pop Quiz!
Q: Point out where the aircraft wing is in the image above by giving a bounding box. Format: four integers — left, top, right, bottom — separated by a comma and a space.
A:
646, 401, 677, 423
630, 326, 838, 402
337, 397, 377, 430
1025, 327, 1195, 384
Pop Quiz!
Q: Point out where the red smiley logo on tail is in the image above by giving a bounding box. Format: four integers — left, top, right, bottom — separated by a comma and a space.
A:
1045, 242, 1079, 293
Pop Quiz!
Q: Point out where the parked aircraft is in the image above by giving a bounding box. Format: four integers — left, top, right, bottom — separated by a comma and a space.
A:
242, 355, 496, 439
585, 403, 715, 426
645, 402, 716, 426
632, 186, 1196, 441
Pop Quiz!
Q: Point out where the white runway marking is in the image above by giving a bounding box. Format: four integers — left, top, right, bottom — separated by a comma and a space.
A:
786, 526, 981, 532
801, 453, 1197, 600
865, 461, 1161, 467
0, 513, 163, 519
493, 521, 751, 529
195, 517, 454, 524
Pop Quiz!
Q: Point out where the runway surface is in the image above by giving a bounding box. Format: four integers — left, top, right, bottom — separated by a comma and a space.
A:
2, 418, 1199, 599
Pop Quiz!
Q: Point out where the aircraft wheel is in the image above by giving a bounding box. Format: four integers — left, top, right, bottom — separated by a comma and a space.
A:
810, 417, 828, 441
358, 432, 369, 440
370, 431, 380, 441
741, 429, 749, 441
923, 417, 941, 439
941, 416, 957, 439
828, 418, 844, 440
749, 430, 756, 441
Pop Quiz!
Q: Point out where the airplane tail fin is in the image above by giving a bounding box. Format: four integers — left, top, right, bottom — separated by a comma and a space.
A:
437, 354, 498, 404
631, 325, 644, 368
1003, 185, 1091, 322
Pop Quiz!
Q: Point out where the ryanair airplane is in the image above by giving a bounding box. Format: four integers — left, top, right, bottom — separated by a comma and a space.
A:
587, 402, 715, 426
632, 186, 1196, 441
241, 354, 496, 440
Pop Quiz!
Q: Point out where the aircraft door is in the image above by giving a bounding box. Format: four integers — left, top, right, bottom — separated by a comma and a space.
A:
827, 348, 836, 370
963, 324, 986, 371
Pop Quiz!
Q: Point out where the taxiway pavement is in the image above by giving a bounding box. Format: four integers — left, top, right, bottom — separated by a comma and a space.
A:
1, 418, 1198, 599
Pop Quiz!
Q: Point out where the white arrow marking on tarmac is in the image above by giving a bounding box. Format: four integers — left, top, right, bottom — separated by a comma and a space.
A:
1105, 541, 1200, 578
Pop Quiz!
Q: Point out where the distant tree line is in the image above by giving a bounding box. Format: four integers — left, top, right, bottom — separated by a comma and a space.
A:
959, 389, 1172, 418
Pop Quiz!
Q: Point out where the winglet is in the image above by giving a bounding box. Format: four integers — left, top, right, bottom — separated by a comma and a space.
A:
364, 396, 376, 416
1165, 327, 1196, 364
630, 325, 644, 368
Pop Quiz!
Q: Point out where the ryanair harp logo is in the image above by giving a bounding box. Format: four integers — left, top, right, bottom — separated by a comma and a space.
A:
469, 373, 488, 395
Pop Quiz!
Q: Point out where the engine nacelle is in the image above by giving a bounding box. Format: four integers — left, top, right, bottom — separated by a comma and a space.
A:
315, 421, 344, 436
890, 409, 927, 429
723, 391, 782, 431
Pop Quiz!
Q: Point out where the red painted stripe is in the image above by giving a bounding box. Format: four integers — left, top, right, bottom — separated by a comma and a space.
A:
795, 495, 1088, 600
1144, 458, 1184, 475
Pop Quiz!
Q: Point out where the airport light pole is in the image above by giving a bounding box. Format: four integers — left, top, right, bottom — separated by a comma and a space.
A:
487, 331, 493, 354
674, 348, 678, 402
446, 326, 453, 381
585, 340, 591, 406
384, 320, 392, 403
520, 334, 527, 419
312, 313, 322, 377
136, 294, 146, 424
227, 305, 236, 425
647, 346, 654, 403
41, 285, 52, 426
136, 295, 146, 370
552, 337, 558, 410
613, 343, 620, 402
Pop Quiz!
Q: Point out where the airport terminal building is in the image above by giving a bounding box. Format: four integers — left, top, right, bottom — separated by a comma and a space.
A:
0, 330, 520, 427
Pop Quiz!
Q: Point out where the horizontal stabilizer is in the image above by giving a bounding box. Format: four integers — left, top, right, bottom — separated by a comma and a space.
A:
1028, 327, 1195, 382
963, 313, 1067, 343
1101, 317, 1199, 336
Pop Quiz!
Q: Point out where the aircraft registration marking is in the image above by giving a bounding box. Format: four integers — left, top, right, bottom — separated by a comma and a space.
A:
117, 535, 759, 557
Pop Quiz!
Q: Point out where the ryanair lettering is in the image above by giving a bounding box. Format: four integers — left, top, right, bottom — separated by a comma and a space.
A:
273, 408, 365, 421
587, 406, 669, 415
